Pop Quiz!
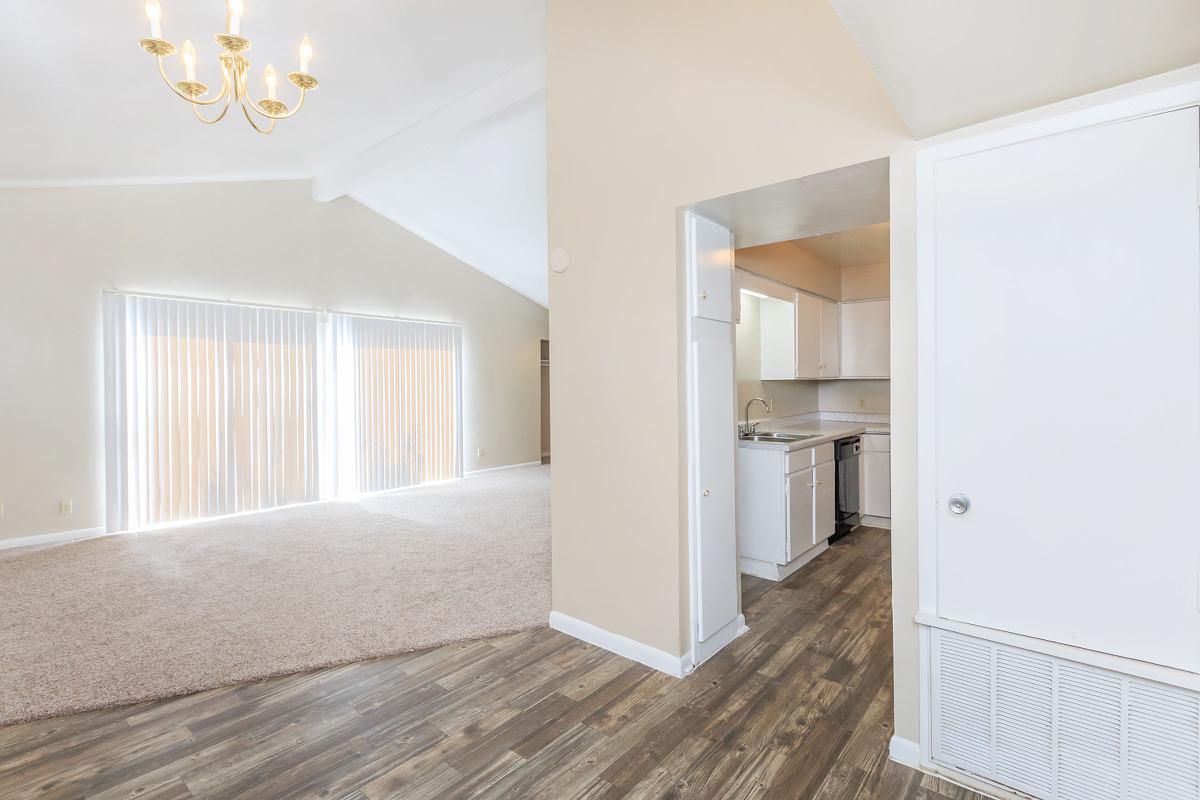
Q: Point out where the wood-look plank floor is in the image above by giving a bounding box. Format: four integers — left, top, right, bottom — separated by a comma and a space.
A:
0, 527, 987, 800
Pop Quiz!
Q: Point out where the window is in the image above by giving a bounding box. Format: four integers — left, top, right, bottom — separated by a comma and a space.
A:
104, 293, 462, 531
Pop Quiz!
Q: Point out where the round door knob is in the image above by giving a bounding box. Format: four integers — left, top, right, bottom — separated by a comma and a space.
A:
948, 494, 971, 515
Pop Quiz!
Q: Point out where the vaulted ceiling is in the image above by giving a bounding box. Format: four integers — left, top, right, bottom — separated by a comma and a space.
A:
4, 2, 1199, 308
830, 0, 1200, 137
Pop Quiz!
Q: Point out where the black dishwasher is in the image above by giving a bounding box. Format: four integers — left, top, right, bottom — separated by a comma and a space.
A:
832, 436, 862, 541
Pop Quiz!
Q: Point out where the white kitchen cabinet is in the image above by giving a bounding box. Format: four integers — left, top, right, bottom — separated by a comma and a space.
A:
793, 292, 822, 379
687, 214, 734, 323
814, 460, 836, 539
757, 291, 830, 380
818, 299, 840, 378
786, 468, 815, 560
737, 441, 836, 581
862, 433, 890, 519
758, 296, 795, 380
840, 299, 889, 378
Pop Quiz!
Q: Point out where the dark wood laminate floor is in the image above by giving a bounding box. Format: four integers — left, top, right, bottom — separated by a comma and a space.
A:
0, 527, 986, 800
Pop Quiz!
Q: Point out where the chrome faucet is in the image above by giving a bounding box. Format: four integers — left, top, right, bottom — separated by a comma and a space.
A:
741, 397, 771, 436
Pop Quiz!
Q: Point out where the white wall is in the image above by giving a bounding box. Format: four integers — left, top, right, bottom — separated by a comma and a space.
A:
0, 181, 549, 542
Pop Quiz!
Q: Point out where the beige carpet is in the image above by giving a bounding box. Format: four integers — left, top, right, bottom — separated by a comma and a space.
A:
0, 466, 550, 726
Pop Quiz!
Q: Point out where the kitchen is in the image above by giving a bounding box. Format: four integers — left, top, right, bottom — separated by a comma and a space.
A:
733, 224, 891, 581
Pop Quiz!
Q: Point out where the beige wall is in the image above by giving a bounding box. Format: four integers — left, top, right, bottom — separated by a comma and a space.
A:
841, 261, 890, 300
547, 0, 910, 662
818, 379, 891, 414
736, 242, 841, 299
0, 181, 548, 542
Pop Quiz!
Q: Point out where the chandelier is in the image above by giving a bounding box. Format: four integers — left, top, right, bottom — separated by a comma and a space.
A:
138, 0, 319, 135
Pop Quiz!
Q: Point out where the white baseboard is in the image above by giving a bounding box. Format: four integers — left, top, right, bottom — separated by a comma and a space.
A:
693, 613, 747, 666
739, 541, 828, 582
465, 460, 542, 477
549, 611, 692, 678
889, 736, 1010, 800
0, 525, 108, 551
888, 735, 921, 769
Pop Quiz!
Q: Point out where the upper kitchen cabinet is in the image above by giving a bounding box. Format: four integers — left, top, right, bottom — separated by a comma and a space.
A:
818, 299, 840, 379
759, 291, 829, 380
840, 299, 889, 378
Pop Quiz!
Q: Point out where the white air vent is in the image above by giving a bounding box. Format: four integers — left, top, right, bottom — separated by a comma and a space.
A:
932, 630, 1200, 800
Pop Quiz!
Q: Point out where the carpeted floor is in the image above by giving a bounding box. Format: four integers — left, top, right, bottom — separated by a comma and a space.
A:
0, 466, 550, 726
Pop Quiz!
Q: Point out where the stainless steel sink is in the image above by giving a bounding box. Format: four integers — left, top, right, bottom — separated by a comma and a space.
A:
739, 431, 818, 443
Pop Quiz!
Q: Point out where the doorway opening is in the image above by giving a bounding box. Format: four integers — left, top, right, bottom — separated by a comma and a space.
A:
681, 157, 894, 669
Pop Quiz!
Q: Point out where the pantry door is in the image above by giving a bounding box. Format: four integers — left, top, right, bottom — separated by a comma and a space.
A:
931, 106, 1200, 672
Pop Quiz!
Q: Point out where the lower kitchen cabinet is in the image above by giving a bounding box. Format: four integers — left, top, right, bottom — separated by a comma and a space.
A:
738, 441, 836, 581
861, 433, 891, 520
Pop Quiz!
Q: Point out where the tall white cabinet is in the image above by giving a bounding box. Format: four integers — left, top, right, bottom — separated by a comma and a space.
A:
684, 212, 743, 666
839, 299, 889, 378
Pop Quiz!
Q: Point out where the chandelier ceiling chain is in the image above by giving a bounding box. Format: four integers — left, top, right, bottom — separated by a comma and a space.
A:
139, 0, 319, 135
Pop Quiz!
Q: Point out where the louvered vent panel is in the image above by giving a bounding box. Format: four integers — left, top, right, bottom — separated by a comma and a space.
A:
1056, 664, 1122, 800
1127, 682, 1200, 800
931, 630, 1200, 800
933, 634, 993, 776
994, 649, 1054, 797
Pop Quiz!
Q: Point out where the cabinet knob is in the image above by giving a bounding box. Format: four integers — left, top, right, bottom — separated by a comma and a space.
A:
948, 494, 971, 515
699, 291, 709, 301
702, 488, 710, 497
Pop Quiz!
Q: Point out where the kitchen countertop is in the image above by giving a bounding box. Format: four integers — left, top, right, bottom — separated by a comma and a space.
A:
737, 420, 890, 451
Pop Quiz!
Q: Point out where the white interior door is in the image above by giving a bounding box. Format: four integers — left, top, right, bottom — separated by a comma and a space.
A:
933, 107, 1200, 672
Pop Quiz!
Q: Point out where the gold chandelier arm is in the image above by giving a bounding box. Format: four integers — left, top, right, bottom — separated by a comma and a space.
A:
238, 95, 276, 135
192, 87, 233, 125
247, 88, 307, 120
156, 56, 230, 106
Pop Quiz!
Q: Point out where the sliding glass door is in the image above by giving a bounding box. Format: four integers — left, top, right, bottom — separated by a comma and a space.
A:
104, 293, 462, 531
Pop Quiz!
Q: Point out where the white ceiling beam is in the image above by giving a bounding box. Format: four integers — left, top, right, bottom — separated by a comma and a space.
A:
312, 55, 546, 202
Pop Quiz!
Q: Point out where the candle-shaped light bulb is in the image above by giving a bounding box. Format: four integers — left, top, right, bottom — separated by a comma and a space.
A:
226, 0, 244, 35
298, 35, 313, 74
181, 39, 197, 82
145, 0, 163, 39
265, 64, 278, 100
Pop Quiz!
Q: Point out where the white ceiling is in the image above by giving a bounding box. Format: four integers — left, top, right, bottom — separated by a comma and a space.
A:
830, 0, 1200, 137
348, 95, 548, 306
796, 223, 889, 268
692, 159, 890, 250
0, 0, 544, 183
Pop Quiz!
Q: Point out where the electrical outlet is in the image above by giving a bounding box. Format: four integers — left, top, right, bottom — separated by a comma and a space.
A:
858, 398, 866, 409
475, 448, 484, 459
59, 500, 73, 515
0, 499, 4, 517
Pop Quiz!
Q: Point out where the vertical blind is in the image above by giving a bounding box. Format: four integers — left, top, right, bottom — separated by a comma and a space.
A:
331, 314, 463, 493
104, 293, 462, 532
